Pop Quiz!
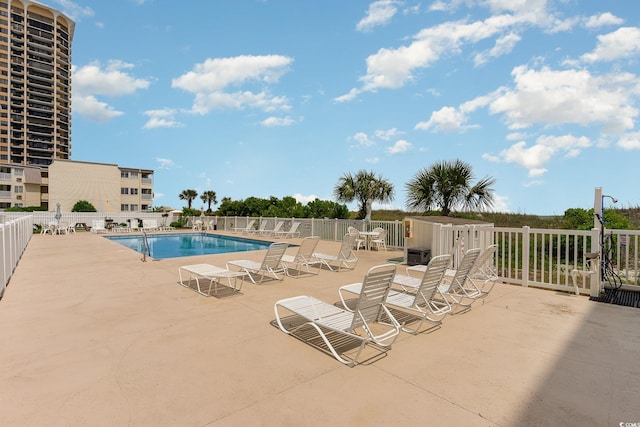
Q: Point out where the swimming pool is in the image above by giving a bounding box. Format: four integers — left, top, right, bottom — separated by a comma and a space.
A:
106, 233, 274, 259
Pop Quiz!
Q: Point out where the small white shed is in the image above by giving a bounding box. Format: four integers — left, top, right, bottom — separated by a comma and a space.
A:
403, 216, 494, 265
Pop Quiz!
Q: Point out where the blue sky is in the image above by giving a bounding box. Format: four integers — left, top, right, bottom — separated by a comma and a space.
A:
55, 0, 639, 215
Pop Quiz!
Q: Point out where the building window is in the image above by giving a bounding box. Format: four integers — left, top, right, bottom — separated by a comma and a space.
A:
120, 171, 129, 178
130, 204, 138, 211
120, 204, 129, 211
12, 167, 22, 176
14, 185, 22, 193
121, 187, 128, 195
130, 188, 138, 195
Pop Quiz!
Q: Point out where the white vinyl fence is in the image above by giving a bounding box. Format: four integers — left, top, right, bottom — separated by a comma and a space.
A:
0, 215, 33, 298
1, 213, 638, 300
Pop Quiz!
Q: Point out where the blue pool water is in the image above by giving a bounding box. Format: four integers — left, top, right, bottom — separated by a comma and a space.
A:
106, 233, 273, 259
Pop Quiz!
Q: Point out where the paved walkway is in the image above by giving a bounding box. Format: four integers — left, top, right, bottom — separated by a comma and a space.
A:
1, 232, 639, 426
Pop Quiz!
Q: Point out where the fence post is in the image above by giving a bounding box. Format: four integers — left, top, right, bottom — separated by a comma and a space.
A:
522, 226, 530, 287
590, 227, 601, 297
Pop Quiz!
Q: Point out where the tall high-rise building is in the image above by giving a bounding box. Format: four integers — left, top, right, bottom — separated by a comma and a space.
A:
0, 0, 74, 166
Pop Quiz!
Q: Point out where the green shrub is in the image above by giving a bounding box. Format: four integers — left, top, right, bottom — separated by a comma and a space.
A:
71, 200, 97, 212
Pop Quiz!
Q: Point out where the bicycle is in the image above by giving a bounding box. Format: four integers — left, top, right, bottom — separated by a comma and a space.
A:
596, 213, 623, 290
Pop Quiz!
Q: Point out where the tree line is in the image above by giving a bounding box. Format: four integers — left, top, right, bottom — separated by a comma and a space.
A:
178, 159, 496, 220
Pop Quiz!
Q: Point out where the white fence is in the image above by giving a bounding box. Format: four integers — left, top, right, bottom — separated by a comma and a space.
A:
1, 213, 638, 299
3, 211, 171, 229
0, 215, 33, 298
214, 216, 406, 249
487, 226, 638, 296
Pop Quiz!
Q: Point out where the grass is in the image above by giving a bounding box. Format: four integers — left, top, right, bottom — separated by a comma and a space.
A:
368, 208, 640, 229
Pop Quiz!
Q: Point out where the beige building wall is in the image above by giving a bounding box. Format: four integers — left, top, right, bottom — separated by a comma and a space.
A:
49, 160, 121, 212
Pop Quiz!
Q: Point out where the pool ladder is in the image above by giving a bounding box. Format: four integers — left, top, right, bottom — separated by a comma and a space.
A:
141, 228, 151, 262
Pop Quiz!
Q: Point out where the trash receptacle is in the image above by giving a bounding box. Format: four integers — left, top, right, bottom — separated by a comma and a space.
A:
407, 247, 431, 266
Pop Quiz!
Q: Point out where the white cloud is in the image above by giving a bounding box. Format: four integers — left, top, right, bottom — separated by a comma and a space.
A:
545, 16, 580, 34
356, 0, 399, 32
497, 134, 592, 174
72, 61, 150, 122
353, 132, 376, 147
375, 128, 402, 140
482, 0, 547, 15
489, 65, 640, 134
617, 132, 640, 150
490, 194, 510, 212
73, 60, 150, 97
334, 88, 361, 103
581, 27, 640, 63
293, 193, 320, 204
72, 95, 123, 123
415, 106, 470, 132
387, 139, 412, 154
155, 158, 175, 169
481, 153, 499, 163
54, 0, 94, 20
474, 32, 521, 66
365, 157, 380, 164
338, 10, 538, 99
584, 12, 624, 29
143, 109, 183, 129
172, 55, 293, 113
506, 132, 528, 141
261, 116, 295, 127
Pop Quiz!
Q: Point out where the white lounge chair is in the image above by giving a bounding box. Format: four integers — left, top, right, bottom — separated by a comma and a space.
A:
40, 222, 55, 235
232, 219, 256, 234
226, 242, 288, 284
281, 236, 322, 277
178, 263, 248, 296
261, 220, 284, 236
128, 219, 140, 232
91, 220, 108, 234
275, 221, 301, 238
467, 244, 498, 296
247, 220, 269, 235
143, 219, 159, 232
339, 254, 453, 334
274, 264, 401, 366
312, 234, 358, 271
438, 248, 483, 307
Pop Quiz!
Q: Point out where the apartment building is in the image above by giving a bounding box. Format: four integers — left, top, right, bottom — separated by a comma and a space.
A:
0, 0, 74, 167
48, 160, 154, 212
0, 160, 154, 212
0, 3, 155, 213
0, 162, 42, 208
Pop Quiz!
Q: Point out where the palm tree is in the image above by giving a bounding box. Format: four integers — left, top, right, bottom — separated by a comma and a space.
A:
333, 170, 394, 220
200, 190, 218, 213
179, 189, 198, 209
405, 159, 495, 216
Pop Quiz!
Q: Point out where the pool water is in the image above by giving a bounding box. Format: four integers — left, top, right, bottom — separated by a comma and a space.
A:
106, 233, 273, 259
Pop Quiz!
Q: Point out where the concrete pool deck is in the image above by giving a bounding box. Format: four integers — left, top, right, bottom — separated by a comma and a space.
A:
1, 231, 639, 426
